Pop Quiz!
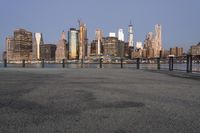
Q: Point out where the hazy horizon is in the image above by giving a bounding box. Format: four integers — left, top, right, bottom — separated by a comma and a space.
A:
1, 0, 200, 58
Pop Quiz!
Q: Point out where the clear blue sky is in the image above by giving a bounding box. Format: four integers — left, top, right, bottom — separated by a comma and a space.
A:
0, 0, 200, 57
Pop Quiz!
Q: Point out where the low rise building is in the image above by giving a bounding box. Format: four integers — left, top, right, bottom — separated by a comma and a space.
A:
40, 44, 56, 61
191, 43, 200, 55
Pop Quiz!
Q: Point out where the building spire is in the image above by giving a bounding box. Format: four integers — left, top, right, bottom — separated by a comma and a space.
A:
61, 30, 66, 40
129, 20, 133, 26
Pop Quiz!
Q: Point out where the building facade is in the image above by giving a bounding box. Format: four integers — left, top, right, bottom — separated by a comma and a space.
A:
68, 28, 79, 59
79, 21, 88, 60
170, 47, 183, 57
128, 23, 134, 47
32, 33, 44, 60
6, 36, 14, 61
153, 24, 162, 57
14, 28, 33, 60
118, 29, 124, 42
40, 44, 56, 61
103, 37, 124, 57
95, 29, 103, 55
191, 43, 200, 55
143, 24, 162, 58
55, 31, 68, 62
6, 28, 33, 61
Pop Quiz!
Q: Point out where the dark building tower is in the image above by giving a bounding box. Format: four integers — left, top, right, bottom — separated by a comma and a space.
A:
40, 44, 56, 61
14, 28, 33, 60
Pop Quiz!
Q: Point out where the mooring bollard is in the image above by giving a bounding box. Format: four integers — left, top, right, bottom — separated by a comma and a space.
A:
62, 59, 65, 68
121, 58, 123, 69
4, 59, 7, 68
99, 58, 103, 68
157, 58, 160, 70
22, 59, 25, 68
42, 59, 45, 68
136, 58, 140, 69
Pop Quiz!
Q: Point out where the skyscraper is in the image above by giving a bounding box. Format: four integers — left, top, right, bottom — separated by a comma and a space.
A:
68, 28, 79, 59
95, 29, 103, 55
32, 33, 44, 60
128, 22, 134, 47
154, 24, 162, 57
143, 24, 162, 58
6, 36, 14, 61
103, 37, 124, 57
55, 31, 68, 62
79, 21, 87, 60
14, 28, 33, 60
118, 29, 124, 42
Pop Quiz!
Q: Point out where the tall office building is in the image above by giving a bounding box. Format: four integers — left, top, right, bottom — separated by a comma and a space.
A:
68, 28, 79, 59
118, 29, 124, 41
143, 24, 162, 58
79, 21, 87, 60
103, 37, 124, 57
95, 29, 103, 55
128, 22, 134, 47
55, 31, 68, 62
154, 24, 162, 57
14, 28, 33, 60
6, 36, 14, 61
32, 33, 44, 60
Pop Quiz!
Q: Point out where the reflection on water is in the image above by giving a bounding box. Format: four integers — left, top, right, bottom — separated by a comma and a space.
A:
0, 63, 199, 72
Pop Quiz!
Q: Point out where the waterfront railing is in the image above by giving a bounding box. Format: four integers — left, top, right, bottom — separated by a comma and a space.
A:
0, 55, 200, 73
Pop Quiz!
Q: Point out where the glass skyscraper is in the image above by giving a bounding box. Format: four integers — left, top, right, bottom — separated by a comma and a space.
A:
68, 28, 79, 59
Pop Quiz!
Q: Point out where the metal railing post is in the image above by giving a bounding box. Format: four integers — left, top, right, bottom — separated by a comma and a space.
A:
136, 58, 140, 69
99, 58, 102, 68
22, 59, 25, 68
62, 59, 65, 68
121, 58, 123, 69
42, 59, 45, 68
187, 55, 190, 72
169, 57, 173, 71
81, 59, 83, 68
4, 59, 7, 68
157, 57, 160, 70
190, 55, 193, 72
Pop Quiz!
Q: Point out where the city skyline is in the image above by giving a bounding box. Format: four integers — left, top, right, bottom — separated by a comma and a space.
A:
1, 0, 200, 58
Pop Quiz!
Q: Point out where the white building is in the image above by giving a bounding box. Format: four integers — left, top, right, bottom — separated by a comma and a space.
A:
128, 23, 134, 47
95, 29, 103, 55
136, 42, 143, 49
109, 32, 116, 37
33, 33, 43, 60
118, 29, 124, 41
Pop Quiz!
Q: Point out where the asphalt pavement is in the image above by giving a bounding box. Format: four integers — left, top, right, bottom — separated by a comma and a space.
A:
0, 68, 200, 133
